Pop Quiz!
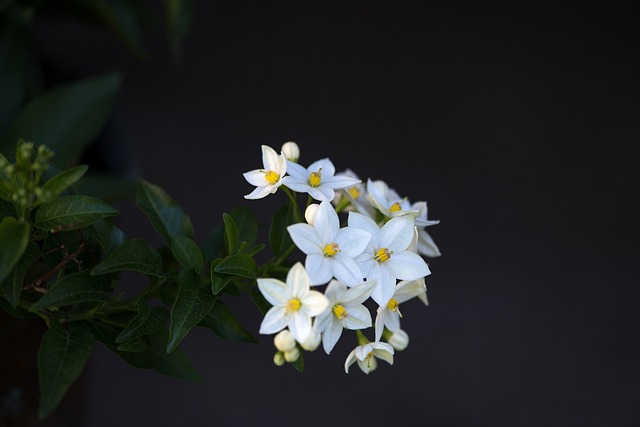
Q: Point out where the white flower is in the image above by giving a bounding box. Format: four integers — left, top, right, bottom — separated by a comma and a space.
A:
374, 278, 427, 342
281, 141, 300, 162
282, 157, 360, 202
243, 145, 288, 199
314, 280, 376, 354
349, 212, 431, 306
366, 178, 420, 221
344, 341, 394, 374
287, 199, 371, 286
412, 201, 441, 257
258, 262, 329, 343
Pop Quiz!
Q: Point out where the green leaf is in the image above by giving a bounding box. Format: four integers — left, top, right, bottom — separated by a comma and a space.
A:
213, 254, 257, 278
37, 321, 94, 420
87, 0, 148, 59
135, 179, 194, 246
0, 216, 29, 284
269, 203, 295, 257
229, 206, 258, 248
0, 73, 121, 168
30, 270, 111, 310
87, 321, 201, 382
210, 258, 232, 295
223, 212, 238, 255
199, 300, 258, 343
250, 286, 271, 316
116, 302, 169, 344
91, 238, 164, 278
34, 195, 119, 232
88, 219, 125, 254
35, 164, 88, 206
117, 336, 148, 353
202, 224, 224, 263
5, 241, 39, 308
165, 0, 192, 59
167, 271, 216, 353
170, 235, 203, 272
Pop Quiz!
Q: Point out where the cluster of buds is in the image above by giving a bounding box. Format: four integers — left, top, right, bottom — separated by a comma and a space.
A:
243, 141, 440, 374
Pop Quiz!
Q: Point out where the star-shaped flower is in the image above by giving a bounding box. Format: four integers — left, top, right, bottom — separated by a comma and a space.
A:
287, 199, 371, 286
258, 262, 329, 343
282, 157, 360, 202
374, 277, 428, 342
349, 212, 431, 306
243, 145, 287, 199
344, 341, 394, 374
314, 280, 376, 354
366, 178, 420, 221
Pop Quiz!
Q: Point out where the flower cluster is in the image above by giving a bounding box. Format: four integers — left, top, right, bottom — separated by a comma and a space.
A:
244, 142, 441, 374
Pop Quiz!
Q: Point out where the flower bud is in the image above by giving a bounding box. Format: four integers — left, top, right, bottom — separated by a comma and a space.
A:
300, 328, 321, 351
274, 329, 296, 352
304, 204, 319, 225
387, 329, 409, 351
273, 351, 286, 366
281, 141, 300, 162
284, 346, 300, 363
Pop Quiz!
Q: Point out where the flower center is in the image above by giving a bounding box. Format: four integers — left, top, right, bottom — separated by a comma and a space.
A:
332, 304, 348, 320
263, 170, 280, 185
374, 247, 392, 262
309, 169, 322, 187
387, 298, 399, 311
389, 202, 402, 212
348, 186, 360, 199
286, 298, 301, 313
323, 242, 340, 257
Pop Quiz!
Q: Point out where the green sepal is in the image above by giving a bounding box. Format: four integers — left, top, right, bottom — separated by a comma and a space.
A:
198, 299, 258, 343
167, 270, 216, 353
91, 238, 164, 278
34, 195, 119, 232
37, 321, 94, 420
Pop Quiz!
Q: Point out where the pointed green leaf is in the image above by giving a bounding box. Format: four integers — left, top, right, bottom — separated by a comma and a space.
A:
5, 241, 39, 308
30, 270, 111, 310
213, 254, 256, 278
223, 212, 238, 254
0, 73, 121, 168
34, 195, 119, 232
167, 271, 216, 353
91, 238, 164, 278
34, 164, 88, 206
135, 179, 194, 246
37, 321, 94, 420
170, 235, 203, 272
0, 216, 29, 284
269, 203, 295, 257
117, 337, 149, 353
199, 300, 258, 343
116, 302, 169, 343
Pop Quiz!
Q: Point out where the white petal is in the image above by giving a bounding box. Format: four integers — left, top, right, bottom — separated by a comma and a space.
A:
418, 229, 442, 257
307, 158, 336, 177
301, 290, 330, 316
324, 279, 346, 302
287, 262, 311, 297
287, 223, 323, 255
374, 309, 385, 342
314, 310, 332, 334
355, 343, 372, 361
348, 212, 381, 246
289, 311, 312, 343
261, 145, 280, 170
244, 185, 273, 200
334, 227, 371, 257
343, 304, 372, 330
259, 307, 289, 335
370, 267, 396, 306
386, 252, 431, 281
394, 278, 427, 303
330, 256, 365, 287
314, 199, 340, 243
342, 280, 376, 305
322, 318, 344, 354
372, 345, 394, 365
380, 216, 415, 252
243, 170, 268, 186
310, 186, 334, 201
322, 174, 361, 190
281, 177, 310, 193
305, 254, 333, 285
285, 159, 308, 180
345, 348, 358, 373
257, 278, 290, 306
384, 309, 401, 333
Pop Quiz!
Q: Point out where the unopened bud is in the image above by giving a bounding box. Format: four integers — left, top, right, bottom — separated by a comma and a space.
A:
274, 329, 296, 352
300, 328, 321, 351
281, 141, 300, 162
284, 346, 300, 363
386, 329, 409, 351
304, 204, 319, 225
273, 351, 286, 366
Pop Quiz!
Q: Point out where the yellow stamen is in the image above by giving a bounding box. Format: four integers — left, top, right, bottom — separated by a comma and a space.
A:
323, 242, 340, 257
374, 247, 392, 262
348, 186, 360, 199
309, 169, 322, 187
387, 298, 403, 318
389, 202, 402, 212
332, 304, 348, 320
263, 170, 280, 185
286, 298, 301, 313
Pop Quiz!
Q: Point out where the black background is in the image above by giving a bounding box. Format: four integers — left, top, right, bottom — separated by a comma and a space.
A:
30, 1, 639, 426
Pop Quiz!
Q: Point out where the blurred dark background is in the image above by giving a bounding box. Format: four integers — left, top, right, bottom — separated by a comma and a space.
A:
24, 1, 640, 426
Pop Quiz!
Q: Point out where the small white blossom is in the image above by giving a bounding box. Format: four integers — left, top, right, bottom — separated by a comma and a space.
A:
366, 179, 420, 221
258, 262, 329, 343
243, 145, 287, 199
344, 341, 394, 374
374, 278, 427, 342
282, 157, 360, 202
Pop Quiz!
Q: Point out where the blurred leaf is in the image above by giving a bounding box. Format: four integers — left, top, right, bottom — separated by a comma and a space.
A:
116, 302, 169, 343
74, 172, 135, 202
88, 321, 201, 381
88, 218, 125, 254
30, 270, 111, 310
292, 350, 304, 372
164, 0, 192, 60
135, 179, 194, 246
213, 254, 257, 278
229, 206, 258, 248
5, 241, 39, 308
0, 216, 29, 284
91, 238, 164, 278
170, 235, 203, 272
34, 195, 119, 232
199, 300, 258, 343
35, 164, 88, 206
202, 224, 224, 263
0, 72, 121, 168
37, 321, 94, 420
116, 336, 148, 353
167, 271, 215, 353
223, 212, 238, 255
269, 203, 294, 257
